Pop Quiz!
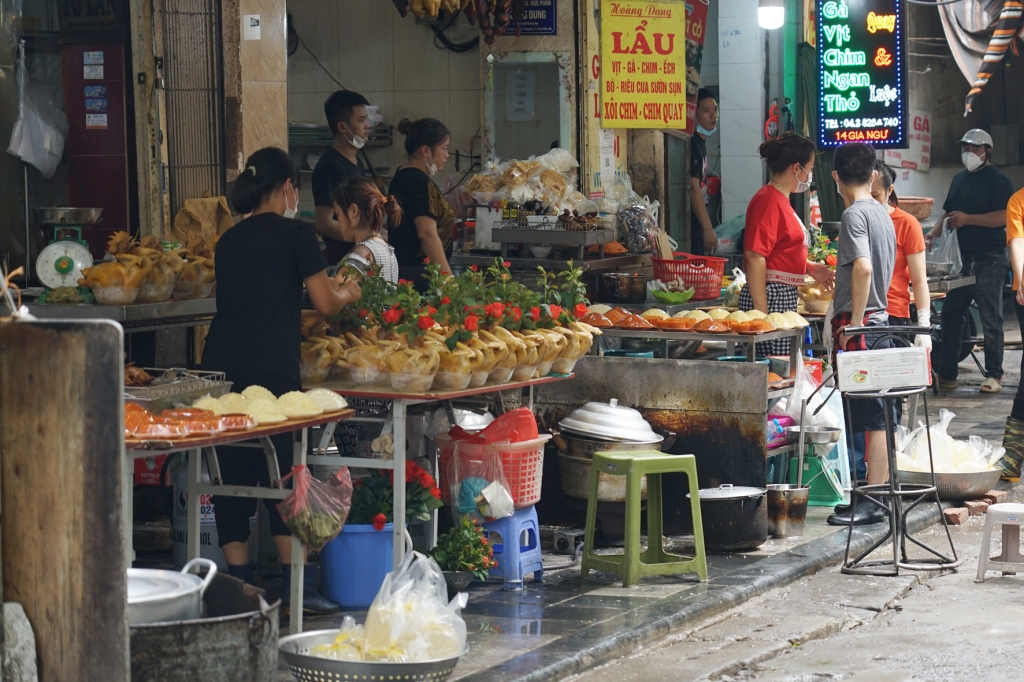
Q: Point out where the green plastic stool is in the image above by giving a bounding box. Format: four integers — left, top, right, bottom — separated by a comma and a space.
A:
581, 450, 708, 587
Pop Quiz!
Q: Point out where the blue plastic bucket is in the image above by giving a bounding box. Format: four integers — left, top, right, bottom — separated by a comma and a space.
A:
320, 523, 394, 608
716, 355, 770, 365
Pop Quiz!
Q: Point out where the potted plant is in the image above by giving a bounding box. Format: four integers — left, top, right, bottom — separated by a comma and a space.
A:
430, 516, 498, 600
319, 461, 444, 608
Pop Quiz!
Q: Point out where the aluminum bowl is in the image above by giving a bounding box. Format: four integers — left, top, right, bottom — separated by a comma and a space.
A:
33, 207, 103, 225
784, 426, 841, 444
279, 630, 465, 682
897, 469, 1001, 500
926, 261, 955, 277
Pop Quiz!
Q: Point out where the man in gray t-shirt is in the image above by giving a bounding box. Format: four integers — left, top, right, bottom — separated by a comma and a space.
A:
833, 199, 896, 315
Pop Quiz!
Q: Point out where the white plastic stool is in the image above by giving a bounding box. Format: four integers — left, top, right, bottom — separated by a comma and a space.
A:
975, 503, 1024, 583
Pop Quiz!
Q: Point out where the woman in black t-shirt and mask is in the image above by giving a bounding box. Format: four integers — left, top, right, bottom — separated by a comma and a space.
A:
202, 146, 359, 613
387, 117, 455, 289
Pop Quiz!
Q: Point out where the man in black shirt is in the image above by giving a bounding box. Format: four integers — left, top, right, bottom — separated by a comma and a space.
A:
926, 129, 1015, 393
312, 90, 370, 264
690, 89, 719, 255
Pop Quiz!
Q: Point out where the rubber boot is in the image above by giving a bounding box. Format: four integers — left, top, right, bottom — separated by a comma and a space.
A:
281, 563, 342, 615
998, 416, 1024, 482
226, 563, 255, 584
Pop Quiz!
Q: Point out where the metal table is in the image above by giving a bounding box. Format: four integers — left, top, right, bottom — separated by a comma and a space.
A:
125, 408, 355, 635
304, 374, 573, 569
925, 274, 975, 292
28, 297, 217, 332
450, 252, 642, 273
612, 297, 725, 316
597, 326, 804, 369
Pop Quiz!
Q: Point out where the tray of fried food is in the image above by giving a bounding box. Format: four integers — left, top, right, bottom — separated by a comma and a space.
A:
614, 313, 655, 330
692, 317, 731, 333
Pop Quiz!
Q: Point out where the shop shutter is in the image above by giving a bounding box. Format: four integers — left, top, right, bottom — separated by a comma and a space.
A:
159, 0, 224, 216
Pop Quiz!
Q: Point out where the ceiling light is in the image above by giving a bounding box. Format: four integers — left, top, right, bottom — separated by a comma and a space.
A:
758, 0, 785, 29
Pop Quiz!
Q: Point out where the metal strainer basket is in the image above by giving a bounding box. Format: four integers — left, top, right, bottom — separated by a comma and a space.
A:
279, 630, 465, 682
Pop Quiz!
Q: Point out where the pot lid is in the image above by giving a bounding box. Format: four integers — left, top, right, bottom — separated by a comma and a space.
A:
127, 568, 202, 604
693, 484, 767, 500
558, 399, 658, 442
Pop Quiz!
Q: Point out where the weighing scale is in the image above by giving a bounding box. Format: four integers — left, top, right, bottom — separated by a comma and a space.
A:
33, 207, 101, 301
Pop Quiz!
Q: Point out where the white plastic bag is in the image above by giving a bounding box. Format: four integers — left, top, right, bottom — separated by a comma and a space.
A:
714, 214, 745, 254
363, 552, 467, 662
898, 408, 1004, 474
783, 359, 839, 429
926, 221, 962, 276
724, 267, 746, 308
6, 43, 68, 179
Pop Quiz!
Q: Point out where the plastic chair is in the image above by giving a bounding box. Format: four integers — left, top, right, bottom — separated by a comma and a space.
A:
483, 505, 544, 590
975, 503, 1024, 582
581, 450, 708, 587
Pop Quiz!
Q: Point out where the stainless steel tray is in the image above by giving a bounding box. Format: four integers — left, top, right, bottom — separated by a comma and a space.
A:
279, 630, 464, 682
125, 368, 232, 413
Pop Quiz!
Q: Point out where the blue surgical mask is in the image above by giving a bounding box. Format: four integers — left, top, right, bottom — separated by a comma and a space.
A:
696, 124, 717, 137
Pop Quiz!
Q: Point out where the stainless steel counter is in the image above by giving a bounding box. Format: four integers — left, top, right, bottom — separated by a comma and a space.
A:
450, 253, 642, 273
927, 274, 975, 292
614, 297, 725, 315
27, 298, 217, 332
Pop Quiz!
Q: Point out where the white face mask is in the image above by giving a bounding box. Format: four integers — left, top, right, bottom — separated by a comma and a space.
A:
794, 167, 812, 194
962, 151, 984, 171
342, 124, 366, 150
283, 185, 299, 219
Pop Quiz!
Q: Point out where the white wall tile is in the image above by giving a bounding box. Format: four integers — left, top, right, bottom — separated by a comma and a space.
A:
286, 0, 340, 93
721, 155, 764, 207
718, 16, 761, 65
719, 109, 764, 158
718, 63, 762, 112
392, 10, 449, 92
338, 0, 395, 92
718, 0, 757, 19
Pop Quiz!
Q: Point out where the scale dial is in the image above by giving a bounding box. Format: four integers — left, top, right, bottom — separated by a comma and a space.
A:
36, 240, 94, 289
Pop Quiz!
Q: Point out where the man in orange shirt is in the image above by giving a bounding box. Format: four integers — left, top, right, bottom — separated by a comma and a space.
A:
998, 187, 1024, 480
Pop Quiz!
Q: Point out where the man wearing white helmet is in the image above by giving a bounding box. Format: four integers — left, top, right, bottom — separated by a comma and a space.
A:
926, 129, 1015, 394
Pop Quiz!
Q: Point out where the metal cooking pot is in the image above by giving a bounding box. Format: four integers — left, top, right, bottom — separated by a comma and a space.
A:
552, 431, 667, 458
33, 207, 103, 225
128, 558, 217, 625
557, 452, 648, 502
688, 484, 768, 552
598, 272, 648, 304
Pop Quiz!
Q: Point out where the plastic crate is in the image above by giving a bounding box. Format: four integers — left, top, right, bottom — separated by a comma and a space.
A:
651, 252, 728, 300
435, 434, 551, 509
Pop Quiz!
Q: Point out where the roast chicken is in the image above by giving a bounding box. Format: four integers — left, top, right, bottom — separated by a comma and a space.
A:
79, 254, 153, 289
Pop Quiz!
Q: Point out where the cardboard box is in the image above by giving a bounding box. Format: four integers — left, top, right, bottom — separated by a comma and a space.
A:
836, 347, 929, 393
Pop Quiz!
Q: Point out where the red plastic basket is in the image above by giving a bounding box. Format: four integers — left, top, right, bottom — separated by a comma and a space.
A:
650, 252, 728, 300
435, 434, 550, 509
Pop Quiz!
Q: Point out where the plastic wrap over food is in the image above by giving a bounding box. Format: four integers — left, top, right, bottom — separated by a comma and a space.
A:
535, 147, 578, 173
896, 408, 1004, 473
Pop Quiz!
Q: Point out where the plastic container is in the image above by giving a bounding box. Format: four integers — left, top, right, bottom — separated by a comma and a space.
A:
601, 350, 654, 358
511, 366, 538, 382
536, 360, 554, 377
550, 357, 580, 374
650, 252, 727, 300
173, 281, 214, 300
300, 363, 330, 383
716, 355, 770, 365
137, 282, 174, 303
435, 434, 551, 508
319, 522, 394, 608
431, 371, 471, 391
349, 366, 385, 385
92, 286, 140, 305
389, 372, 435, 393
487, 366, 514, 385
468, 370, 489, 388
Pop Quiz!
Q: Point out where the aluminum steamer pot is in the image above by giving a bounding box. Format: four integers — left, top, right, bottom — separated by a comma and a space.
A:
689, 484, 768, 552
128, 558, 217, 625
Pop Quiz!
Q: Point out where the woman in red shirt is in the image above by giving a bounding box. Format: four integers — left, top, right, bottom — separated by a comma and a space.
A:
739, 134, 835, 354
870, 161, 930, 340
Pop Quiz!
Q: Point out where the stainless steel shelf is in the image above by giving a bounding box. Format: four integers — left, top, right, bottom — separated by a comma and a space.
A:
491, 228, 616, 246
27, 298, 217, 331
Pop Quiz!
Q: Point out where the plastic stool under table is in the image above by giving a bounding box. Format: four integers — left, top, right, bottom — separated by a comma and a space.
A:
975, 503, 1024, 582
582, 450, 708, 587
483, 505, 544, 590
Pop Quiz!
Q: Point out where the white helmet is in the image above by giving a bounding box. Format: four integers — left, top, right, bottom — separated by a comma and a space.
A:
960, 129, 993, 147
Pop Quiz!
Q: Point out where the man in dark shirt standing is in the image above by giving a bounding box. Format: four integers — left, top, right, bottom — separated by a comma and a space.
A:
312, 90, 370, 264
926, 129, 1015, 393
690, 88, 718, 255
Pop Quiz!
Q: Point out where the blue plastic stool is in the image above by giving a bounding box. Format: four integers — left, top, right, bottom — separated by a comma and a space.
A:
483, 506, 544, 590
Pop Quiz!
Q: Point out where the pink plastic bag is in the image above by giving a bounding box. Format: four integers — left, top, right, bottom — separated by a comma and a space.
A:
276, 465, 353, 550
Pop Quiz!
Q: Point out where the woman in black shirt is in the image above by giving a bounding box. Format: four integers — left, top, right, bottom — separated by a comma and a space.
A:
387, 117, 455, 289
202, 147, 359, 613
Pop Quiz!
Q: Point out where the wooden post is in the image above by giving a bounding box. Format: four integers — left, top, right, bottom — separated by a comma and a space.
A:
0, 320, 129, 682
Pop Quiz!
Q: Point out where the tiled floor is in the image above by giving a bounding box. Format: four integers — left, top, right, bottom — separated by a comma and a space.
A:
277, 507, 845, 681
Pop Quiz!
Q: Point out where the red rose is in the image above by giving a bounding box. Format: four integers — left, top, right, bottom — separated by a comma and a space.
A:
417, 314, 433, 329
548, 304, 562, 319
503, 261, 511, 268
423, 257, 431, 264
358, 308, 369, 318
530, 307, 541, 321
430, 487, 441, 499
441, 296, 451, 305
366, 269, 375, 277
465, 315, 479, 331
486, 302, 505, 318
372, 513, 387, 531
383, 306, 402, 324
398, 279, 408, 285
511, 307, 522, 321
470, 264, 479, 272
574, 303, 588, 318
428, 306, 437, 315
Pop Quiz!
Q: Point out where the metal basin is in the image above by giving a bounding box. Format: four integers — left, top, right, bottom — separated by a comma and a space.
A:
128, 558, 216, 625
926, 261, 955, 277
279, 631, 465, 682
897, 469, 1001, 500
34, 207, 103, 225
785, 426, 841, 444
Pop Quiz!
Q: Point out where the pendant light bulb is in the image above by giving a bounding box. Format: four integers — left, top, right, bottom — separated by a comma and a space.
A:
758, 0, 785, 29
